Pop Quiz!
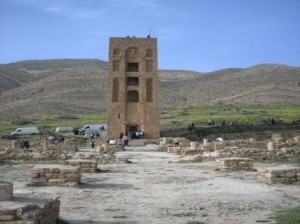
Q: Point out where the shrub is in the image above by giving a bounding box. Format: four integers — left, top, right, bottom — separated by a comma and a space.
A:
275, 207, 300, 224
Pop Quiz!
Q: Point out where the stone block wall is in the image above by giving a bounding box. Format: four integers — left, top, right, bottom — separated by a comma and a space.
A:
258, 166, 300, 185
214, 142, 226, 151
30, 164, 81, 187
0, 198, 60, 223
216, 157, 253, 171
0, 181, 13, 201
0, 181, 60, 223
68, 159, 98, 172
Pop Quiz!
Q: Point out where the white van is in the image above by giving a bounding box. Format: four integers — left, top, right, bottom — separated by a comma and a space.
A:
11, 127, 40, 136
55, 127, 74, 133
79, 124, 107, 134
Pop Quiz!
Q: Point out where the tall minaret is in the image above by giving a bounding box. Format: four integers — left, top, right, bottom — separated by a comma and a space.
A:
107, 36, 160, 139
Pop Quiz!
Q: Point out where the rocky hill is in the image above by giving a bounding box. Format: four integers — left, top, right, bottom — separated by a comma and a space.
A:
0, 59, 299, 117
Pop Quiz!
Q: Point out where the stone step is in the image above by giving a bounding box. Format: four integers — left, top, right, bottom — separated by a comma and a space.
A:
128, 140, 145, 146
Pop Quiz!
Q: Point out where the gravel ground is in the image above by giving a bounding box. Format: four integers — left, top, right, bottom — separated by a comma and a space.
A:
1, 145, 300, 224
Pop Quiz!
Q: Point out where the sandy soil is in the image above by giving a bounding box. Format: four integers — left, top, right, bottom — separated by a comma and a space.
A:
1, 145, 300, 224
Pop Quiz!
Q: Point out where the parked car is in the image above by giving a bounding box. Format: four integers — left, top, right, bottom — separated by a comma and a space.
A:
79, 124, 107, 135
11, 127, 40, 136
55, 127, 74, 133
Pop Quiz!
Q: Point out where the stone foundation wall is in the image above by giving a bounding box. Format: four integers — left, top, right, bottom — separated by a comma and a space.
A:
0, 181, 60, 223
0, 139, 77, 161
0, 198, 60, 224
0, 181, 13, 201
68, 159, 98, 172
30, 165, 81, 187
0, 198, 60, 223
258, 166, 300, 185
216, 157, 254, 171
197, 136, 299, 161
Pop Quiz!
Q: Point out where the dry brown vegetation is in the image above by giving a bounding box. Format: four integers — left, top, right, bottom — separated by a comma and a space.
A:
0, 59, 299, 117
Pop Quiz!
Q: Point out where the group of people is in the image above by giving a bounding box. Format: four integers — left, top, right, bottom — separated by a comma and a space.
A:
106, 130, 145, 151
127, 131, 144, 139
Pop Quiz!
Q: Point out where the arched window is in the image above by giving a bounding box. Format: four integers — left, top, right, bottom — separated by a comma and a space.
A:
146, 60, 152, 72
112, 78, 119, 102
113, 61, 119, 71
127, 90, 139, 102
146, 78, 153, 102
146, 49, 152, 57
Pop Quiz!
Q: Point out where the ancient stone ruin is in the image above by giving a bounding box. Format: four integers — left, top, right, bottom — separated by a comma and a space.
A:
0, 181, 60, 223
216, 157, 254, 171
68, 159, 98, 172
258, 166, 300, 185
29, 164, 81, 187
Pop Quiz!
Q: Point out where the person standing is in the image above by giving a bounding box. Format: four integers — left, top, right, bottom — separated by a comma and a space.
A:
124, 134, 129, 146
121, 135, 126, 151
43, 137, 48, 150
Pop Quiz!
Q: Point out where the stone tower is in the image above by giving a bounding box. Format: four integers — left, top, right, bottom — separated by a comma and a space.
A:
107, 36, 160, 139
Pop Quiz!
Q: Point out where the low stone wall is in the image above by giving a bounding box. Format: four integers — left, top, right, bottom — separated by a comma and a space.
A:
216, 157, 254, 171
68, 159, 98, 172
0, 181, 13, 201
214, 142, 226, 151
30, 164, 81, 187
167, 146, 182, 155
0, 181, 60, 223
183, 149, 198, 156
128, 140, 145, 146
258, 166, 300, 185
0, 197, 60, 223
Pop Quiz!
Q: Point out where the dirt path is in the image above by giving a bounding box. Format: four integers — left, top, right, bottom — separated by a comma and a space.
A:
1, 145, 300, 224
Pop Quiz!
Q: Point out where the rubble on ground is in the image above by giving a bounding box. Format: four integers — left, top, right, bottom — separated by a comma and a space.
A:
0, 181, 60, 223
161, 135, 300, 162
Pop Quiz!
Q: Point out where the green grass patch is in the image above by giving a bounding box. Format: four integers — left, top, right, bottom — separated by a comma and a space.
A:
274, 207, 300, 224
0, 104, 299, 135
0, 113, 107, 135
160, 104, 300, 129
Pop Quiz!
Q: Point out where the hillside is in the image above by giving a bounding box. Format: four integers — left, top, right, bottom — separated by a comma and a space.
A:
0, 59, 299, 117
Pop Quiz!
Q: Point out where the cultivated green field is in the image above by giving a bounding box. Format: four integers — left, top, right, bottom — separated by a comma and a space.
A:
0, 104, 299, 135
160, 104, 300, 129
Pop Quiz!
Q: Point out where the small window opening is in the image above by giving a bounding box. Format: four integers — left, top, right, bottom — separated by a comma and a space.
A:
127, 63, 139, 72
127, 77, 139, 86
146, 49, 152, 57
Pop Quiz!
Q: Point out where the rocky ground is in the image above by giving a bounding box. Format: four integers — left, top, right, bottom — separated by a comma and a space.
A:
1, 144, 300, 224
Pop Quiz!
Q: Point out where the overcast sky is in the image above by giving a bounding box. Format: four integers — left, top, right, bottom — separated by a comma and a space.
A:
0, 0, 299, 72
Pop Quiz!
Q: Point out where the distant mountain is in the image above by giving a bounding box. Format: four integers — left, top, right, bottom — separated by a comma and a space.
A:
0, 59, 299, 117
